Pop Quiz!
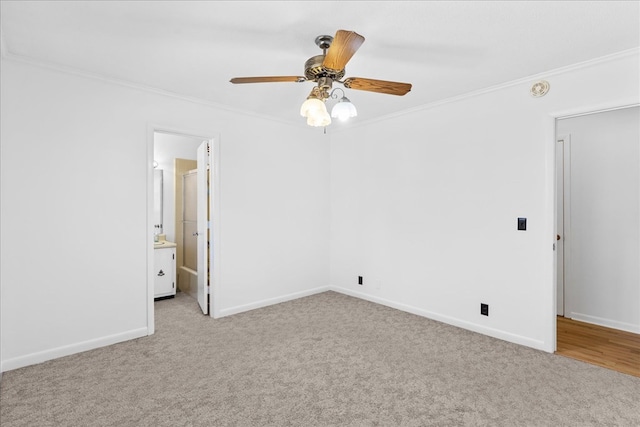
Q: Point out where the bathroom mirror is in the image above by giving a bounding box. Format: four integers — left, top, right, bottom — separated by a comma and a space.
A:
153, 169, 163, 233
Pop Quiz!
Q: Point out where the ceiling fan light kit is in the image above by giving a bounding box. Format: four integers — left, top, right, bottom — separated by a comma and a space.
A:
299, 96, 325, 118
330, 89, 357, 122
306, 109, 331, 127
230, 30, 412, 128
300, 87, 331, 127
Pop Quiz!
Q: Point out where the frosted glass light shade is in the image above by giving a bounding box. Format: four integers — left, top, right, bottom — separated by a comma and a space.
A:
306, 111, 331, 127
300, 98, 326, 117
331, 98, 357, 121
301, 97, 331, 127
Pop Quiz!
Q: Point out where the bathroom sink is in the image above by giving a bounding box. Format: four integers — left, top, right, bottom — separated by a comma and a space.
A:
154, 240, 176, 248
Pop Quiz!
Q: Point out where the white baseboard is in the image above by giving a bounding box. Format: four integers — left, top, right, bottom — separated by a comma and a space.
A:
218, 286, 330, 318
1, 327, 148, 372
2, 284, 562, 372
330, 285, 548, 352
568, 312, 640, 334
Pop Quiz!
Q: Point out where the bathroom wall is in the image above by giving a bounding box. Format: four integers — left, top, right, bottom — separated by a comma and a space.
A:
174, 158, 197, 293
153, 132, 203, 243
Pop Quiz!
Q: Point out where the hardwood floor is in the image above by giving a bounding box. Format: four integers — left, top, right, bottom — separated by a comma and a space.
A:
556, 316, 640, 377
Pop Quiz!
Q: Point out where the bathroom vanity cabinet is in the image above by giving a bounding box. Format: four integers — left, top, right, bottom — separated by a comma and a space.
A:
154, 242, 176, 299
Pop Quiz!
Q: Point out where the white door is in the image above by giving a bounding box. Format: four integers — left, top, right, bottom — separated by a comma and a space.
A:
196, 141, 209, 315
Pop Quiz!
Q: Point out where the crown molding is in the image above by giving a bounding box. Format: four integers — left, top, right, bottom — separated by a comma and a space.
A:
1, 51, 302, 127
3, 46, 638, 135
335, 47, 640, 133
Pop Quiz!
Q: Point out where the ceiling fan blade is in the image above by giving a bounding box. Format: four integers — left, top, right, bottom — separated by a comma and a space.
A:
230, 76, 306, 84
343, 77, 412, 96
322, 30, 365, 72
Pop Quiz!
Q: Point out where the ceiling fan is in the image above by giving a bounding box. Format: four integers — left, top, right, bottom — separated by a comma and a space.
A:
230, 30, 412, 127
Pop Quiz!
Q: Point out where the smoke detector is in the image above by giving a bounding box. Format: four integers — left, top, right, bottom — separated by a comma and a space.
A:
530, 80, 550, 97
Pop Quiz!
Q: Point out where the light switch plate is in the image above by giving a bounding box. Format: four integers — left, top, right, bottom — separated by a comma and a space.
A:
517, 218, 527, 231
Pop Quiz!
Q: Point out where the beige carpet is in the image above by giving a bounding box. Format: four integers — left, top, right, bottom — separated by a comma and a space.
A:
1, 291, 639, 426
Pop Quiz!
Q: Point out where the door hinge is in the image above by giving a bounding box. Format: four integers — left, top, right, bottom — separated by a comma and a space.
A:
173, 253, 175, 260
172, 282, 175, 288
553, 243, 556, 251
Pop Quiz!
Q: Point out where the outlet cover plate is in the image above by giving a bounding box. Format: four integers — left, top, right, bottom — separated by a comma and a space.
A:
481, 303, 489, 316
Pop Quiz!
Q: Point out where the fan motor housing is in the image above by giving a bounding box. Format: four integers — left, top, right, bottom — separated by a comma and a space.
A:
304, 55, 345, 81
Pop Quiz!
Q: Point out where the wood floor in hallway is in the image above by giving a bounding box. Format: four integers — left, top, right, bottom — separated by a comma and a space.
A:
556, 316, 640, 378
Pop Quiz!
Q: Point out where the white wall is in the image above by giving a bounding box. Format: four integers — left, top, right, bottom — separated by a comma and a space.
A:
0, 58, 330, 371
557, 107, 639, 332
2, 48, 637, 371
329, 50, 639, 352
153, 132, 203, 243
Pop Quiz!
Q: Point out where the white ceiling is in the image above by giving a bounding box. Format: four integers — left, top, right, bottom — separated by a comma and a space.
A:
1, 1, 639, 127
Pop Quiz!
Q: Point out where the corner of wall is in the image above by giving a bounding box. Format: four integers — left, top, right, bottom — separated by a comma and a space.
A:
329, 285, 550, 352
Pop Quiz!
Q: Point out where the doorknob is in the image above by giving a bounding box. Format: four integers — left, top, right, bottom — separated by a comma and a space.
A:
193, 232, 199, 236
557, 234, 561, 241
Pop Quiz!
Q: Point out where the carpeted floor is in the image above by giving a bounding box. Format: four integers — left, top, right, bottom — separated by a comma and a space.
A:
1, 291, 639, 426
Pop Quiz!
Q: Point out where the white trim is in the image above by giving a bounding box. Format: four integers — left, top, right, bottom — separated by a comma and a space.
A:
2, 52, 300, 127
551, 102, 640, 121
548, 103, 640, 352
152, 127, 217, 140
146, 126, 155, 335
555, 134, 571, 318
544, 116, 559, 353
210, 138, 223, 319
334, 48, 640, 133
330, 286, 547, 351
218, 286, 330, 318
196, 141, 209, 314
3, 47, 637, 134
568, 312, 640, 335
561, 135, 573, 318
1, 328, 148, 372
555, 105, 640, 121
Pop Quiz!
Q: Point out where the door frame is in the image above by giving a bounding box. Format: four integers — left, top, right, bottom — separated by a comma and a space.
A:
196, 141, 209, 315
555, 134, 570, 317
548, 102, 639, 351
146, 124, 221, 335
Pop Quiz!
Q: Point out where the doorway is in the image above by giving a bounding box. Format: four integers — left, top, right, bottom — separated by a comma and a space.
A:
555, 106, 639, 330
147, 128, 220, 334
555, 106, 640, 371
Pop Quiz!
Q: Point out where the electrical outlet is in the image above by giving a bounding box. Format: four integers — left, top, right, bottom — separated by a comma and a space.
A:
358, 276, 363, 285
480, 303, 489, 316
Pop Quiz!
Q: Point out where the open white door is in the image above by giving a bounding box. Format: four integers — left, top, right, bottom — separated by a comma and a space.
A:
196, 141, 209, 315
